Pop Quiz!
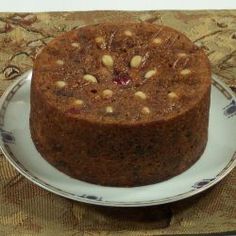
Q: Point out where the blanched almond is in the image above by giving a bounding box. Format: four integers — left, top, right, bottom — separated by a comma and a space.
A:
95, 37, 104, 43
168, 92, 178, 99
180, 69, 191, 75
135, 91, 147, 100
83, 74, 98, 83
144, 69, 157, 79
153, 38, 162, 44
106, 106, 113, 113
71, 42, 80, 48
177, 52, 187, 58
55, 81, 66, 88
124, 30, 132, 36
130, 55, 142, 68
74, 99, 84, 106
102, 89, 113, 99
56, 60, 64, 65
102, 55, 114, 68
141, 107, 150, 115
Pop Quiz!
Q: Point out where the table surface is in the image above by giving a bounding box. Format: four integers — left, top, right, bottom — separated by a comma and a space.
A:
0, 10, 235, 236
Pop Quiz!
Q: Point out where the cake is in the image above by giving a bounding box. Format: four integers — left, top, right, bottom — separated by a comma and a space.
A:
30, 22, 211, 187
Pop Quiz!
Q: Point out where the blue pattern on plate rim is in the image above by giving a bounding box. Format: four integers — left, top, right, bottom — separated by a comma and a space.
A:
223, 100, 236, 118
192, 152, 236, 189
80, 194, 103, 201
2, 141, 103, 202
192, 178, 215, 189
0, 129, 15, 144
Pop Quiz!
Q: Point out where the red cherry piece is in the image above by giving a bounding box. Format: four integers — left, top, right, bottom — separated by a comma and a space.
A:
113, 75, 131, 85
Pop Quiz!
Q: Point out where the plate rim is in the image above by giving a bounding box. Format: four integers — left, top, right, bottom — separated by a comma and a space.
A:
0, 70, 235, 207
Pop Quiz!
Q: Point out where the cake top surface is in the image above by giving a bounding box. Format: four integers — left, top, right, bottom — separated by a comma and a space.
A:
33, 22, 211, 124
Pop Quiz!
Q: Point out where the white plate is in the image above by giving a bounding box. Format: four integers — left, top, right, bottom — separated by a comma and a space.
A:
0, 70, 235, 207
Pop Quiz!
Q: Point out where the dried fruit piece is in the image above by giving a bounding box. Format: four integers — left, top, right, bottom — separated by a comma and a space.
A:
55, 81, 66, 88
83, 74, 98, 83
180, 69, 191, 75
113, 74, 131, 86
102, 89, 113, 99
102, 55, 114, 68
141, 106, 151, 114
144, 69, 157, 79
106, 106, 113, 113
56, 59, 64, 65
135, 91, 147, 100
130, 55, 142, 68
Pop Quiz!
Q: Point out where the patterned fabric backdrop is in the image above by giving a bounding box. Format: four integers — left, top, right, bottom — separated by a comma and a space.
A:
0, 10, 235, 235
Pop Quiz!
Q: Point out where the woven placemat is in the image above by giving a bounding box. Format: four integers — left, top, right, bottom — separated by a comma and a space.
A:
0, 10, 235, 236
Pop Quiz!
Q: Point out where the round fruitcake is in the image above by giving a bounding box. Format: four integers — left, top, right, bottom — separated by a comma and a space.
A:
30, 22, 211, 187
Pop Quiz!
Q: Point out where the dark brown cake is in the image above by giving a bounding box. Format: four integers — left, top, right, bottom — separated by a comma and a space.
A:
30, 22, 211, 187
